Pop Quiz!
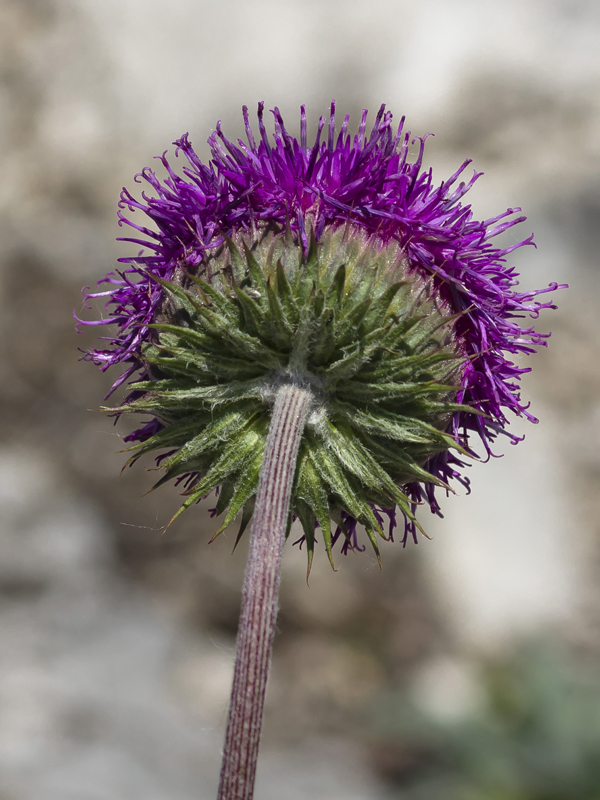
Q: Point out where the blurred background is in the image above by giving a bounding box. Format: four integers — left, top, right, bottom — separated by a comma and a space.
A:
1, 0, 599, 797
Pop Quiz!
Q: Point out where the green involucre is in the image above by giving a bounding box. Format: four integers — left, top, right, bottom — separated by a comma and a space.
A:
112, 225, 467, 570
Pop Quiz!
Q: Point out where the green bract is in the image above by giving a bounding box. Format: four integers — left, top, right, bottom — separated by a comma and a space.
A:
113, 226, 468, 571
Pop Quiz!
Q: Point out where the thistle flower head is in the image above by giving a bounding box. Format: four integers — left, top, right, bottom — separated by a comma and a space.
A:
78, 102, 564, 568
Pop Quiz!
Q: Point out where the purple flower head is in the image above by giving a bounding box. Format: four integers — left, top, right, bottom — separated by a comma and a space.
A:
78, 102, 564, 551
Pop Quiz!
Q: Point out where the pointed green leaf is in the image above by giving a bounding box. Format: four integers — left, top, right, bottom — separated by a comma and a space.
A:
295, 498, 317, 580
184, 272, 240, 323
275, 260, 300, 326
297, 451, 335, 570
224, 236, 247, 285
243, 243, 268, 300
334, 298, 372, 346
211, 446, 264, 539
230, 497, 255, 551
233, 284, 267, 339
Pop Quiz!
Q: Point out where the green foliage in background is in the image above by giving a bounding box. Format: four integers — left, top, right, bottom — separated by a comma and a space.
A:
370, 643, 600, 800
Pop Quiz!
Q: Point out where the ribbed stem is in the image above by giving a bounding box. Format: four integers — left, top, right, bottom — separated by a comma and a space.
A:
217, 382, 312, 800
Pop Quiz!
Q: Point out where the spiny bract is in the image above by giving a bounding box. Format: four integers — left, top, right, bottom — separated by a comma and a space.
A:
114, 225, 467, 569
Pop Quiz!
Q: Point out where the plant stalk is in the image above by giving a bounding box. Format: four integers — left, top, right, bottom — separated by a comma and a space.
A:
217, 382, 312, 800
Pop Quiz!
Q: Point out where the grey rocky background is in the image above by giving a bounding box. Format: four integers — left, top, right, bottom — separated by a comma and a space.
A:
0, 0, 599, 798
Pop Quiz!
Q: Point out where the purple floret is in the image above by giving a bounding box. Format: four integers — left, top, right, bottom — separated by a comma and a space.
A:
77, 102, 564, 545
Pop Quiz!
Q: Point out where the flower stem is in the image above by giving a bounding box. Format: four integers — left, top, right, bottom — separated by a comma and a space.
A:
217, 382, 312, 800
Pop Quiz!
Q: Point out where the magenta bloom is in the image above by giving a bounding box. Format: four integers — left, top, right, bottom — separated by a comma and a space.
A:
78, 102, 564, 546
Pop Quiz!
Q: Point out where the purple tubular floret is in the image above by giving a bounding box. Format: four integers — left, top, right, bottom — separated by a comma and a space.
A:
77, 102, 565, 546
